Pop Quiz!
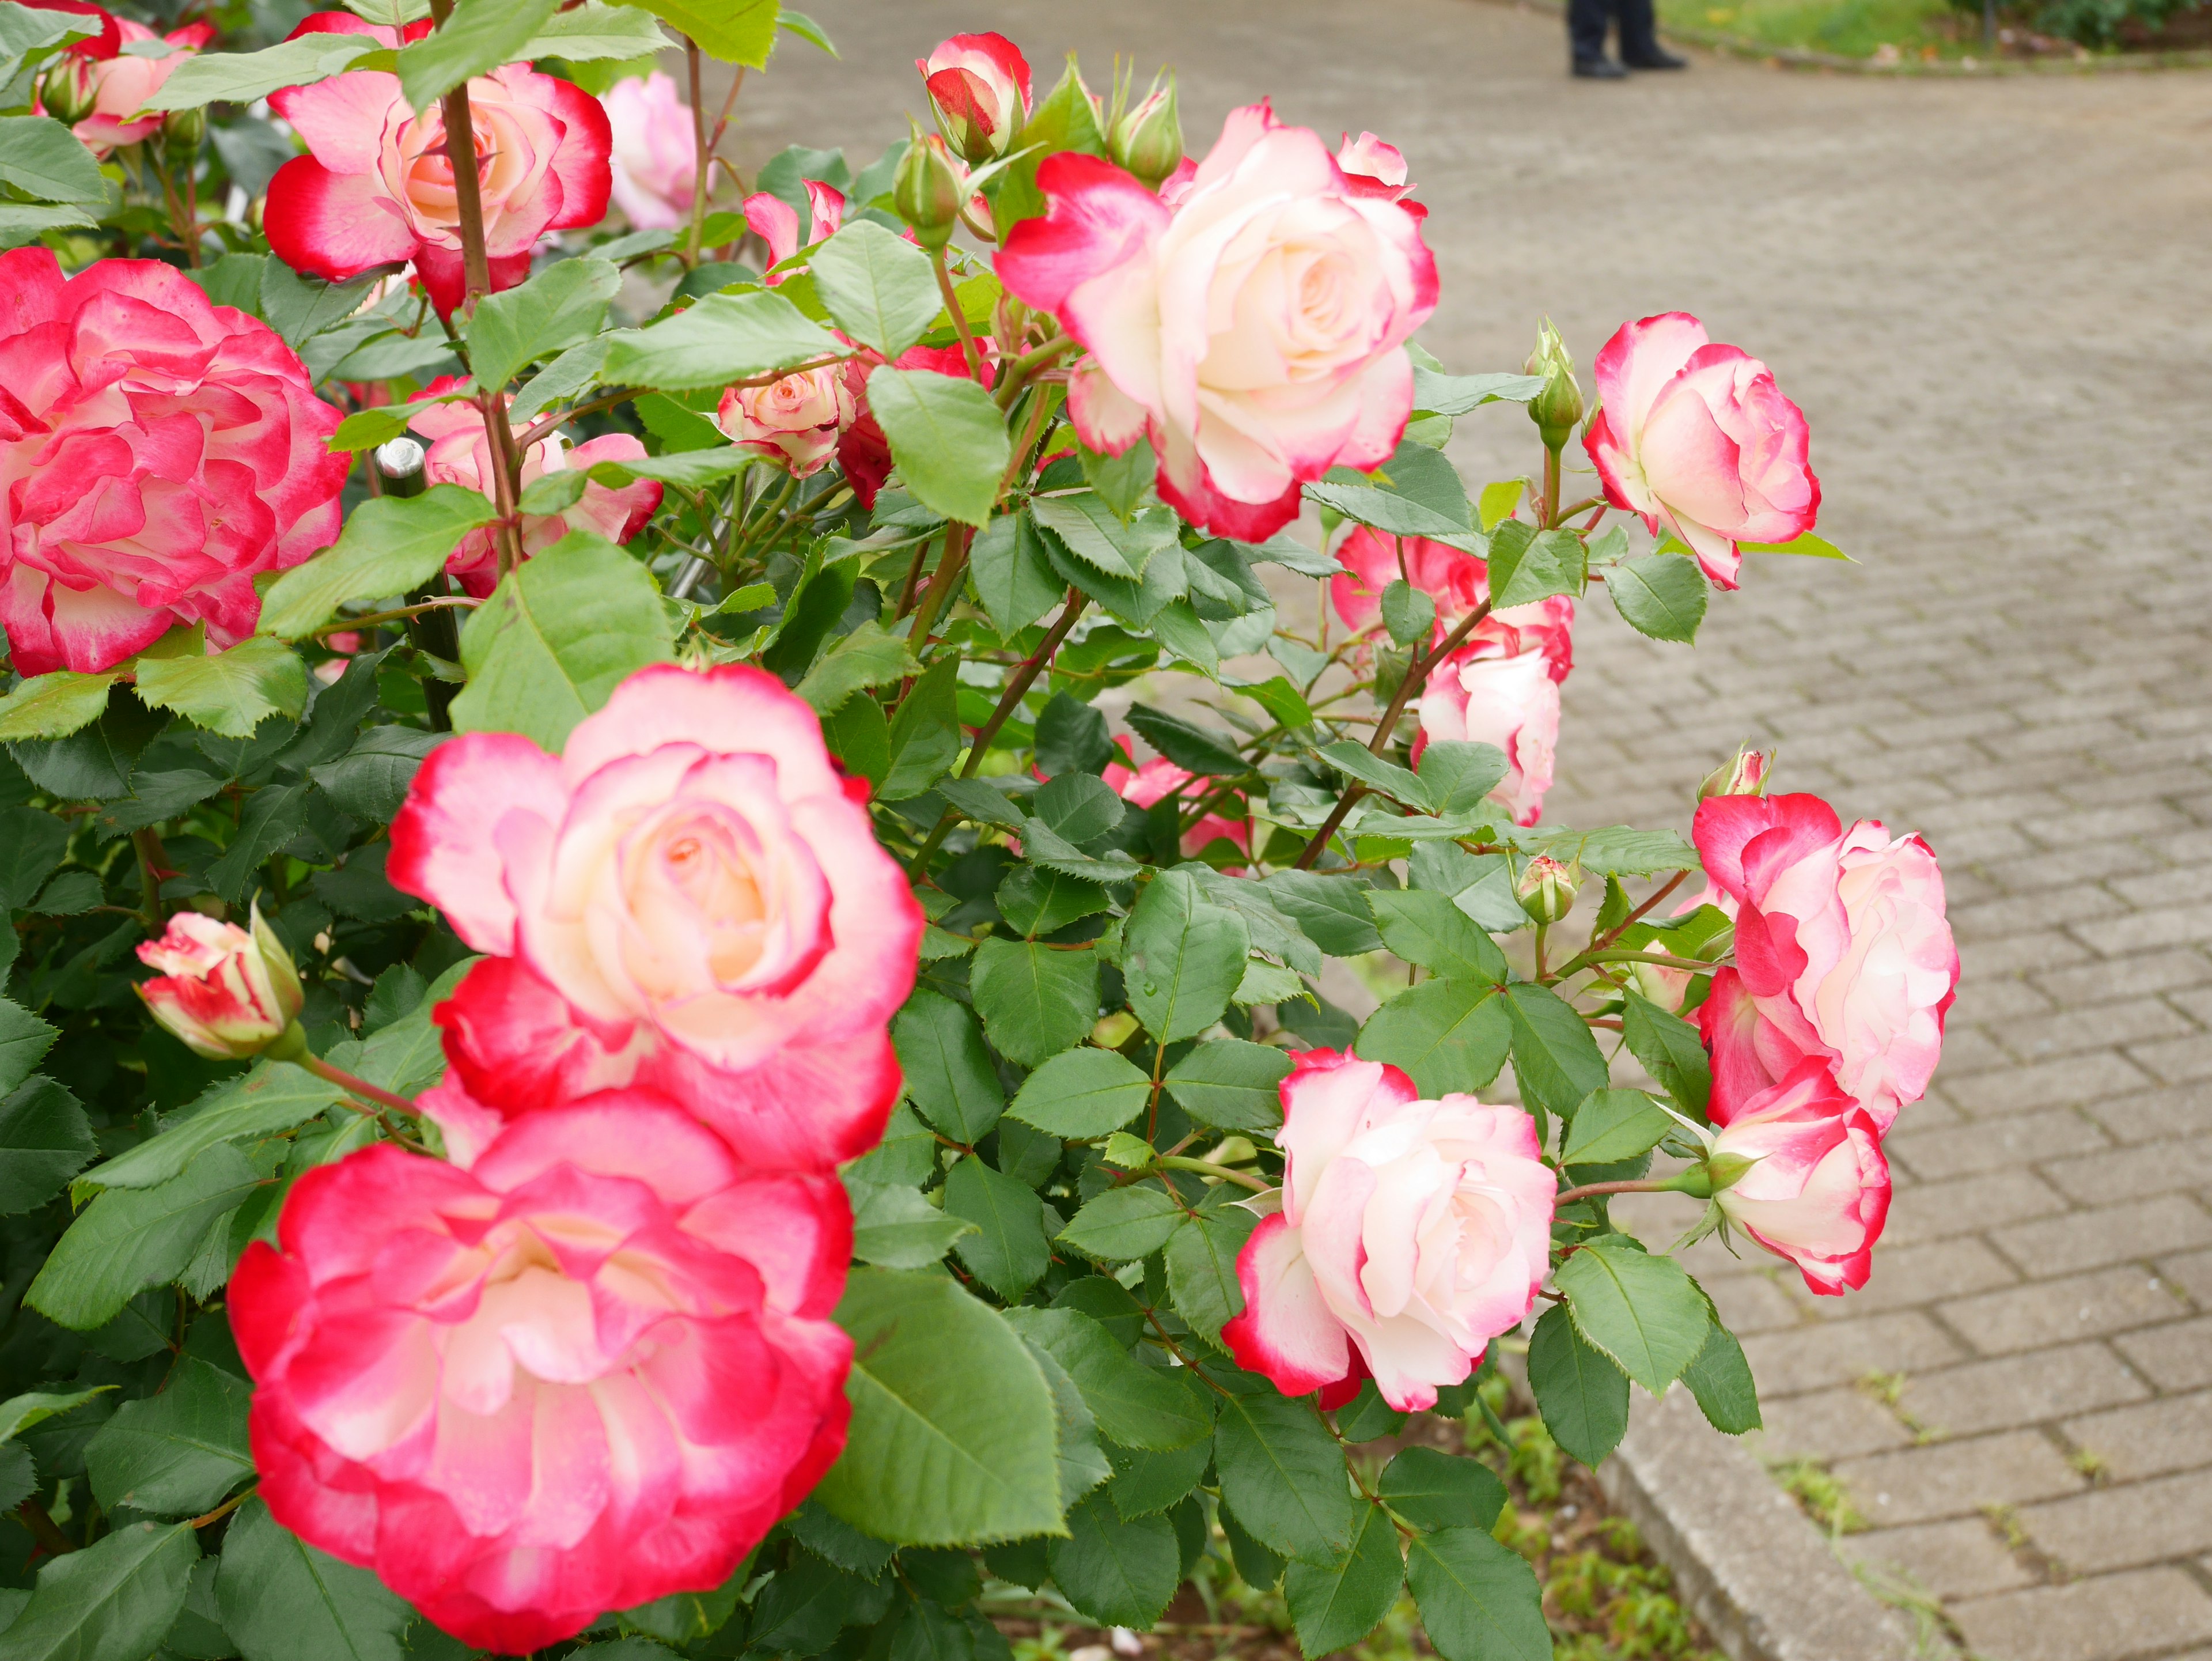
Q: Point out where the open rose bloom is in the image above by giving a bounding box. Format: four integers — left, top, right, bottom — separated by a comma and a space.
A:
58, 17, 210, 156
409, 377, 660, 596
604, 71, 696, 232
266, 14, 611, 316
0, 249, 347, 672
1584, 312, 1820, 588
1709, 1058, 1891, 1295
230, 1098, 851, 1651
390, 664, 923, 1172
998, 102, 1438, 540
1223, 1050, 1555, 1410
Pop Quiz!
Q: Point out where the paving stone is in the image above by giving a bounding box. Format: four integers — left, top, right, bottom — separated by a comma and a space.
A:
1880, 1169, 2072, 1248
1885, 1108, 2110, 1182
2044, 1137, 2212, 1206
1834, 1431, 2084, 1527
1941, 1052, 2155, 1117
1842, 1518, 2035, 1601
1898, 1344, 2152, 1440
2034, 948, 2212, 1006
1754, 1387, 1918, 1462
2017, 1469, 2212, 1575
2115, 1317, 2212, 1393
2063, 1391, 2212, 1482
2084, 1085, 2212, 1146
1701, 1271, 1807, 1337
1941, 1267, 2192, 1356
1739, 1314, 1967, 1398
1801, 1237, 2017, 1321
2162, 1248, 2212, 1307
1950, 1569, 2212, 1661
1988, 1001, 2200, 1065
1991, 1195, 2212, 1280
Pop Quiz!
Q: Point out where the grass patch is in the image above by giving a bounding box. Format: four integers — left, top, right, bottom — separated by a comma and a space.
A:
1657, 0, 1994, 58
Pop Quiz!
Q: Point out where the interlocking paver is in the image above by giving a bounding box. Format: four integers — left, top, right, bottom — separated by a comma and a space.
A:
756, 9, 2212, 1655
1834, 1432, 2085, 1527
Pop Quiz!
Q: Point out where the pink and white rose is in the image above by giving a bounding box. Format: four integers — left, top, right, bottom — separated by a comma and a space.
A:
716, 364, 853, 479
265, 16, 612, 317
996, 103, 1438, 542
1222, 1050, 1554, 1412
409, 376, 661, 597
1710, 1057, 1891, 1295
1332, 527, 1574, 673
744, 179, 844, 281
1583, 312, 1820, 589
59, 17, 210, 157
604, 71, 696, 232
1415, 646, 1562, 827
1103, 737, 1248, 860
135, 905, 302, 1059
0, 249, 347, 674
917, 32, 1032, 162
388, 663, 923, 1173
230, 1096, 851, 1651
1694, 792, 1957, 1130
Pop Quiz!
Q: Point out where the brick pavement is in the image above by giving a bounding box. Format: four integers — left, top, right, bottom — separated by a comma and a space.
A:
734, 6, 2212, 1654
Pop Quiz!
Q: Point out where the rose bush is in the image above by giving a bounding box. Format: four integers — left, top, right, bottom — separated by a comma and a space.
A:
0, 13, 1952, 1661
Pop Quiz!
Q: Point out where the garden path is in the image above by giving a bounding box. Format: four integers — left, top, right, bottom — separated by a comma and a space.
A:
727, 8, 2212, 1655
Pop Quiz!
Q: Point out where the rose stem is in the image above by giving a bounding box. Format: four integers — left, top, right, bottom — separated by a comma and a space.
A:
685, 36, 707, 268
933, 248, 983, 378
289, 1051, 421, 1119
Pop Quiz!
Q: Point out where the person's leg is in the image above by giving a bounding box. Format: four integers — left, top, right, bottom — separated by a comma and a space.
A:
1619, 0, 1690, 66
1568, 0, 1627, 73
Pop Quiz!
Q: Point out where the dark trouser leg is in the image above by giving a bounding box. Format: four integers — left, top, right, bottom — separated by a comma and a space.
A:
1618, 0, 1664, 59
1568, 0, 1613, 61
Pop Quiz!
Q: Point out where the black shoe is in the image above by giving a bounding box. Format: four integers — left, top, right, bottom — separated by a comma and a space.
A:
1623, 46, 1690, 66
1571, 55, 1630, 76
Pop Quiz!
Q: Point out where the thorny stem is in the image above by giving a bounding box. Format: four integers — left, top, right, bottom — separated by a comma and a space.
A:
312, 597, 478, 637
961, 593, 1087, 779
291, 1051, 420, 1120
1541, 440, 1563, 529
1554, 1174, 1709, 1207
685, 37, 708, 267
514, 388, 640, 454
131, 827, 172, 930
1589, 870, 1688, 955
479, 391, 527, 580
190, 1489, 252, 1529
994, 335, 1077, 409
904, 523, 970, 648
1550, 946, 1713, 982
1153, 1156, 1271, 1193
933, 248, 983, 378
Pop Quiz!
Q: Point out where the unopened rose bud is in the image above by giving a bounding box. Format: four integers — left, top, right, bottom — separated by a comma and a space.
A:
135, 902, 304, 1060
894, 131, 968, 251
1109, 75, 1183, 188
916, 32, 1032, 165
40, 54, 99, 125
1698, 746, 1772, 801
160, 104, 205, 155
1628, 960, 1692, 1012
1524, 320, 1584, 452
1517, 854, 1581, 924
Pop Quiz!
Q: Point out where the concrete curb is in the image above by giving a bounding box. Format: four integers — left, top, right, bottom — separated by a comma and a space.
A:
1594, 1390, 1940, 1661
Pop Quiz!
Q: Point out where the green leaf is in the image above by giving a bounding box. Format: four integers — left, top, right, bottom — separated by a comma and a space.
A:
1354, 980, 1509, 1098
0, 807, 60, 912
1740, 531, 1850, 561
1001, 1308, 1211, 1452
1107, 1441, 1209, 1520
1032, 771, 1124, 843
26, 1145, 263, 1331
1405, 1527, 1551, 1661
609, 0, 776, 65
794, 620, 919, 714
216, 1497, 413, 1661
1555, 1236, 1710, 1395
324, 384, 478, 452
1377, 1446, 1506, 1533
0, 203, 93, 248
815, 1269, 1063, 1545
463, 257, 622, 392
1221, 1504, 1285, 1590
1607, 551, 1706, 643
1162, 1040, 1290, 1133
0, 1520, 196, 1661
143, 31, 379, 109
1622, 993, 1711, 1120
1526, 1303, 1629, 1468
517, 1, 668, 60
133, 638, 307, 740
1367, 890, 1506, 981
0, 672, 116, 743
0, 1077, 94, 1214
1007, 1049, 1150, 1139
78, 1064, 342, 1194
1024, 1342, 1112, 1512
1315, 739, 1431, 813
1417, 741, 1509, 819
0, 1387, 111, 1443
968, 939, 1098, 1069
0, 2, 98, 87
1122, 705, 1245, 778
0, 996, 60, 1096
1476, 478, 1528, 529
394, 0, 559, 111
259, 262, 388, 353
1411, 369, 1546, 416
1124, 871, 1249, 1045
996, 864, 1110, 940
1559, 1090, 1671, 1168
968, 512, 1064, 636
257, 486, 501, 640
1304, 448, 1478, 546
601, 288, 839, 392
205, 781, 310, 904
0, 116, 106, 203
892, 988, 1004, 1144
746, 1549, 885, 1654
84, 1360, 252, 1518
881, 654, 960, 801
1682, 1322, 1761, 1435
811, 221, 940, 358
1482, 521, 1580, 610
1512, 824, 1699, 879
1261, 872, 1384, 958
1161, 1202, 1259, 1344
1046, 1494, 1180, 1628
1283, 1503, 1404, 1656
450, 531, 675, 751
865, 367, 1009, 528
847, 1177, 976, 1269
1380, 581, 1435, 650
1214, 1390, 1357, 1564
1501, 982, 1609, 1123
1058, 1183, 1185, 1264
1031, 497, 1175, 584
943, 1156, 1050, 1300
308, 725, 443, 823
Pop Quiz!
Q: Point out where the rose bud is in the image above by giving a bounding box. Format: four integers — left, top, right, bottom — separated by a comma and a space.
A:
1110, 74, 1183, 188
1525, 320, 1584, 452
916, 31, 1032, 164
136, 903, 305, 1060
39, 52, 99, 125
158, 103, 205, 156
1698, 745, 1772, 800
1516, 854, 1581, 924
895, 131, 968, 249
